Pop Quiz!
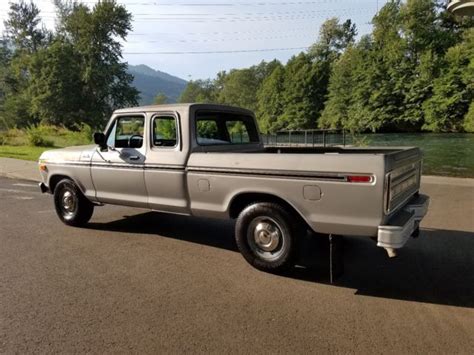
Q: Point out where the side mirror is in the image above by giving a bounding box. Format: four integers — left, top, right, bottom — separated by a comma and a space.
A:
94, 132, 107, 150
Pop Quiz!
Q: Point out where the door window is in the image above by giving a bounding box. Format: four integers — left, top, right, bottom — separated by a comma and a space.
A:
107, 116, 144, 148
152, 116, 178, 147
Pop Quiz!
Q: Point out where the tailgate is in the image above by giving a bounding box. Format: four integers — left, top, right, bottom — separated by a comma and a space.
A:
384, 147, 422, 215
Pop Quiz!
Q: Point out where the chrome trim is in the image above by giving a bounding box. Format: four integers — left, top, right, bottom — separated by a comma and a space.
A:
384, 160, 421, 214
187, 166, 375, 183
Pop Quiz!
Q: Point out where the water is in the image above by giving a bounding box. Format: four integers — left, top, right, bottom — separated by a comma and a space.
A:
362, 133, 474, 178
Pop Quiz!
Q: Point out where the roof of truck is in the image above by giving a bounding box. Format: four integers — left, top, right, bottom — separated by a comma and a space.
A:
113, 103, 254, 115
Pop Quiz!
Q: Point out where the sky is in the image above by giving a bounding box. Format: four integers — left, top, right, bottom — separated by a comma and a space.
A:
0, 0, 388, 80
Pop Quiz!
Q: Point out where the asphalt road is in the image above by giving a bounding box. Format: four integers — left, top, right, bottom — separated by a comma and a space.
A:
1, 176, 473, 353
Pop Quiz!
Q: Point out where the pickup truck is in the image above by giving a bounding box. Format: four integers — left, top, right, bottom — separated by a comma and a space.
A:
38, 103, 429, 271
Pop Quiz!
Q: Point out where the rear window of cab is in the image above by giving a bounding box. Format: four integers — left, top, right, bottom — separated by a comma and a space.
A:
195, 111, 259, 145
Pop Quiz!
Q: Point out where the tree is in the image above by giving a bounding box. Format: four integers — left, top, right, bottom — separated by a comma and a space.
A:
28, 41, 84, 127
218, 68, 260, 111
277, 53, 322, 130
320, 36, 380, 132
423, 28, 474, 132
256, 63, 286, 133
178, 79, 217, 103
0, 40, 14, 129
1, 0, 49, 128
3, 0, 48, 53
154, 93, 168, 105
308, 18, 357, 62
54, 0, 139, 127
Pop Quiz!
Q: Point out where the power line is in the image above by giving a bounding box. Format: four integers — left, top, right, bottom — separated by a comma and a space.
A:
123, 46, 309, 54
126, 33, 316, 43
32, 0, 348, 6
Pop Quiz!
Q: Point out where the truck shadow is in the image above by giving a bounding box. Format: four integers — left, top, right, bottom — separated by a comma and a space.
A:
87, 211, 474, 308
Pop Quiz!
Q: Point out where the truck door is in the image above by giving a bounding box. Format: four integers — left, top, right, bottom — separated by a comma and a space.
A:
91, 114, 148, 207
144, 113, 190, 215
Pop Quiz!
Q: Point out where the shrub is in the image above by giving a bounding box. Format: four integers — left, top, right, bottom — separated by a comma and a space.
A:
63, 123, 93, 146
0, 131, 6, 145
26, 125, 55, 147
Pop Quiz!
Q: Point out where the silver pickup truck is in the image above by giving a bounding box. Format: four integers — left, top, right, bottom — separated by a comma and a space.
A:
39, 103, 429, 271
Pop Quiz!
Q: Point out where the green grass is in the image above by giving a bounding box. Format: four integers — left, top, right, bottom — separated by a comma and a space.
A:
0, 145, 55, 161
0, 124, 93, 161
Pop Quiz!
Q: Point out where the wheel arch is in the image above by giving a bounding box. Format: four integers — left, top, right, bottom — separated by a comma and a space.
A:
228, 192, 313, 232
48, 174, 86, 195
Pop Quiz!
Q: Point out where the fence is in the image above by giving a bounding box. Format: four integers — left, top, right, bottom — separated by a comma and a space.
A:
261, 129, 348, 147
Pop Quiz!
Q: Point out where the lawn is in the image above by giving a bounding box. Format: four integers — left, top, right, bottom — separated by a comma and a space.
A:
0, 124, 93, 161
0, 145, 54, 161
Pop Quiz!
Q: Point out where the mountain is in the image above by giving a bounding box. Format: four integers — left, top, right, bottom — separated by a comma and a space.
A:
127, 64, 187, 105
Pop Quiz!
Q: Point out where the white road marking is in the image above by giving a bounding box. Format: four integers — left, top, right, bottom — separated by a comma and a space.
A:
14, 196, 34, 200
37, 210, 54, 214
13, 183, 37, 188
0, 188, 31, 194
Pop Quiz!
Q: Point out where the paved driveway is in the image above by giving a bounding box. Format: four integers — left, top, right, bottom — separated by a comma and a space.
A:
0, 176, 473, 353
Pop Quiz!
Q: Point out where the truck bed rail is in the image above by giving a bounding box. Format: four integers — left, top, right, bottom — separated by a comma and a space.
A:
262, 129, 347, 147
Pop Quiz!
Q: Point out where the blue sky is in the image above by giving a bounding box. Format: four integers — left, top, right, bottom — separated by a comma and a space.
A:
0, 0, 388, 80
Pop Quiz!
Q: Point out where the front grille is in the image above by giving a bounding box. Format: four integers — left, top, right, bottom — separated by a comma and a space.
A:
385, 161, 421, 214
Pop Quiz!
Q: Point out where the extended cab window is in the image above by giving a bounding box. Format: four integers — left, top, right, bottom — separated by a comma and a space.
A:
153, 116, 178, 147
107, 116, 144, 148
195, 111, 259, 145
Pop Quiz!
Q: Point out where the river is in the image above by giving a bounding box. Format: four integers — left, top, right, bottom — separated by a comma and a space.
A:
362, 133, 474, 178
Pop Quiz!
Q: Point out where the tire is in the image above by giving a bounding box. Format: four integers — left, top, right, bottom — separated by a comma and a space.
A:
235, 202, 298, 272
53, 178, 94, 227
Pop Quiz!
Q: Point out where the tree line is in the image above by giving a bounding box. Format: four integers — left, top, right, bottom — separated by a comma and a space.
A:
178, 0, 474, 133
0, 0, 472, 133
0, 0, 138, 130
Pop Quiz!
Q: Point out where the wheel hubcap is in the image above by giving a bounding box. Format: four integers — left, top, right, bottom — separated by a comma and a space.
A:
61, 190, 76, 213
247, 216, 286, 261
254, 221, 281, 252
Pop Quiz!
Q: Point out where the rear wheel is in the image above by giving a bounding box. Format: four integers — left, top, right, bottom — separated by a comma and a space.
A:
235, 202, 298, 272
53, 178, 94, 227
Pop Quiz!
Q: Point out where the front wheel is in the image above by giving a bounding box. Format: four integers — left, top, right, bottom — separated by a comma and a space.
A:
235, 202, 298, 272
53, 178, 94, 227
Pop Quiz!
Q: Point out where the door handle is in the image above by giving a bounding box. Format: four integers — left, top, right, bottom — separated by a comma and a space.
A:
129, 155, 140, 161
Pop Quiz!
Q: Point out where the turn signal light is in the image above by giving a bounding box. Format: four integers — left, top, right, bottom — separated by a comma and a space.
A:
39, 164, 48, 172
347, 175, 373, 183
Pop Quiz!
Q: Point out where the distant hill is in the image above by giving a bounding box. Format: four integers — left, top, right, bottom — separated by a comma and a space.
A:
127, 64, 187, 105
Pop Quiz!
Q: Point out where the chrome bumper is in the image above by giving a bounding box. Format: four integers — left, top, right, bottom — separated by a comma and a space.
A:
377, 194, 430, 251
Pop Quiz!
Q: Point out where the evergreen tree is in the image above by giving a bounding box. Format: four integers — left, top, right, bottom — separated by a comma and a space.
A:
423, 28, 474, 132
256, 63, 286, 133
153, 93, 168, 105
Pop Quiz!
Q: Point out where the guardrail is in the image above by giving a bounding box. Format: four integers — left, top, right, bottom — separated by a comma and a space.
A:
261, 129, 348, 147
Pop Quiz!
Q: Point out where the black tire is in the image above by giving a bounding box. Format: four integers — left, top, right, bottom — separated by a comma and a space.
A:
53, 178, 94, 227
235, 202, 298, 272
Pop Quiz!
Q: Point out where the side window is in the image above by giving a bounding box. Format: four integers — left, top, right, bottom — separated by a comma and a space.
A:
107, 116, 144, 148
195, 112, 259, 145
226, 121, 250, 143
196, 119, 227, 145
153, 116, 178, 147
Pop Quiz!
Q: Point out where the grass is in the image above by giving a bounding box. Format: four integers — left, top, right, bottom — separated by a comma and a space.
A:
0, 124, 93, 161
0, 145, 53, 161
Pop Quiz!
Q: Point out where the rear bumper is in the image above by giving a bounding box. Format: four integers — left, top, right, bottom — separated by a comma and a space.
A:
377, 194, 430, 249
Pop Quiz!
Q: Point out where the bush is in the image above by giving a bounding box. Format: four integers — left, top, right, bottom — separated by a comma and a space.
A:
62, 123, 93, 146
26, 125, 55, 147
0, 131, 6, 146
463, 103, 474, 133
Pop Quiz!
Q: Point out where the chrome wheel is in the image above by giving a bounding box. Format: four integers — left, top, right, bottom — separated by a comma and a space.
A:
247, 216, 286, 261
59, 188, 77, 219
